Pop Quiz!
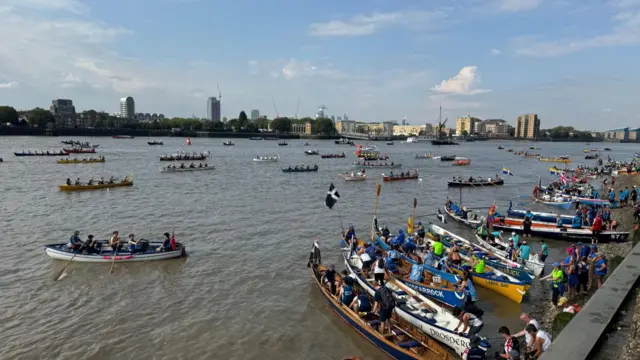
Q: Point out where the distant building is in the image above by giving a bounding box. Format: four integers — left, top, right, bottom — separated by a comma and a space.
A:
343, 114, 349, 121
456, 116, 482, 135
316, 105, 327, 119
207, 97, 221, 122
479, 119, 510, 136
515, 113, 541, 139
50, 99, 76, 128
120, 97, 135, 120
424, 123, 434, 135
250, 109, 260, 121
393, 125, 426, 136
335, 120, 357, 135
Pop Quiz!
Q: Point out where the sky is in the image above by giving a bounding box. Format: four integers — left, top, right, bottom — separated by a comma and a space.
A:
0, 0, 639, 130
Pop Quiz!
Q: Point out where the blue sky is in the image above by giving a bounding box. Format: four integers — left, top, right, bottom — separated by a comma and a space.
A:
0, 0, 639, 129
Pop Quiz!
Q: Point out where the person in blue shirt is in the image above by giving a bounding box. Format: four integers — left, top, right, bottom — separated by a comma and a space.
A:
338, 278, 355, 305
510, 232, 520, 248
577, 256, 589, 294
622, 187, 630, 207
539, 239, 549, 262
517, 241, 531, 263
423, 248, 436, 267
609, 189, 616, 203
68, 230, 84, 252
525, 210, 534, 220
571, 215, 582, 229
344, 225, 356, 242
381, 225, 391, 242
594, 255, 607, 289
350, 291, 372, 313
390, 229, 405, 246
506, 243, 517, 261
402, 237, 417, 254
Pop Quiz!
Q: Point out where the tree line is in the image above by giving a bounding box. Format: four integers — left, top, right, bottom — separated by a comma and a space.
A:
0, 106, 337, 134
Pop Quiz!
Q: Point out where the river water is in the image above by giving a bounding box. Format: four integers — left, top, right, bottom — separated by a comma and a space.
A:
1, 136, 638, 360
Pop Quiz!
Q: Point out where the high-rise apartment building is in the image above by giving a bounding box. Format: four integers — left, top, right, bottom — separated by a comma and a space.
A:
207, 97, 221, 122
250, 109, 260, 121
119, 97, 135, 120
50, 99, 77, 128
515, 113, 541, 139
456, 116, 482, 135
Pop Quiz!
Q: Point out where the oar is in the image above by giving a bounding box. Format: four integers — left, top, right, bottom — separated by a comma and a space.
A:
109, 247, 118, 274
54, 248, 80, 281
411, 198, 418, 227
370, 184, 382, 240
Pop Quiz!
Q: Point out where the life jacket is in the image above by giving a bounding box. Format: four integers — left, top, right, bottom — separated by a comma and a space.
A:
433, 241, 444, 256
552, 268, 564, 287
342, 285, 354, 304
474, 258, 486, 274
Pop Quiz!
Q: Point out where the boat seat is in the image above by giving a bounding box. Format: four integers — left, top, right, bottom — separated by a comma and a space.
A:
483, 272, 495, 277
398, 340, 421, 349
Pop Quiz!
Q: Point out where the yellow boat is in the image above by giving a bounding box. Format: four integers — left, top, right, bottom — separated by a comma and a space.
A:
538, 157, 571, 164
59, 178, 133, 191
57, 157, 105, 164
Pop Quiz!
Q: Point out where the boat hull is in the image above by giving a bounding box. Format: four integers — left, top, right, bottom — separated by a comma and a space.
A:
282, 168, 318, 173
442, 207, 482, 229
383, 175, 418, 182
57, 159, 105, 164
161, 167, 214, 172
45, 243, 185, 262
15, 152, 69, 156
447, 179, 504, 187
491, 219, 629, 243
59, 181, 133, 191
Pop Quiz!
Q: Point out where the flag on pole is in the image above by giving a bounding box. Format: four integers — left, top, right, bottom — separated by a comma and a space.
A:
325, 183, 340, 209
502, 167, 514, 176
170, 230, 176, 250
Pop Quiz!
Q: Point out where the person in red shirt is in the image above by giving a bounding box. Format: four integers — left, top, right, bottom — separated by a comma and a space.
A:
611, 176, 616, 187
591, 214, 603, 244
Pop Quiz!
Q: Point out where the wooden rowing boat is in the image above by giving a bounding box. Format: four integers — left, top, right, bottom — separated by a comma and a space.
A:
447, 179, 504, 187
45, 242, 186, 262
59, 179, 133, 191
441, 206, 482, 229
383, 171, 419, 182
490, 217, 629, 242
160, 166, 214, 172
57, 157, 105, 164
339, 251, 473, 357
474, 233, 544, 276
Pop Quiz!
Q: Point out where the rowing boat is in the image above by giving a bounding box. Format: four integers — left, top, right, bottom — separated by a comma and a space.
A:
538, 157, 571, 163
160, 166, 214, 172
304, 149, 319, 155
63, 148, 96, 153
222, 141, 235, 146
440, 156, 456, 161
148, 141, 163, 145
253, 155, 279, 162
440, 206, 482, 228
45, 242, 186, 262
57, 157, 105, 164
313, 262, 458, 359
447, 179, 504, 187
15, 151, 69, 156
382, 171, 419, 182
474, 233, 544, 276
452, 159, 470, 166
414, 153, 433, 159
282, 166, 318, 173
490, 217, 629, 242
339, 172, 366, 181
353, 162, 402, 168
426, 226, 529, 302
59, 179, 133, 191
531, 186, 575, 209
321, 153, 346, 158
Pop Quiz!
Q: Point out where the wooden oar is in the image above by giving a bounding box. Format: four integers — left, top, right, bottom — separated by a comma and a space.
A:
54, 248, 80, 281
411, 198, 418, 227
370, 184, 382, 240
109, 247, 118, 274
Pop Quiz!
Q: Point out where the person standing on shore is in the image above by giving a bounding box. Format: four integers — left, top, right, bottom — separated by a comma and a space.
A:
631, 185, 638, 207
577, 256, 590, 295
539, 240, 548, 262
540, 262, 565, 306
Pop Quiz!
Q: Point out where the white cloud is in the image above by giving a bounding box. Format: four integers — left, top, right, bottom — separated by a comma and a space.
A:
60, 73, 82, 88
512, 0, 640, 57
309, 10, 447, 37
0, 0, 87, 14
496, 0, 544, 12
247, 60, 259, 75
279, 58, 345, 80
0, 81, 19, 88
491, 49, 502, 55
431, 66, 490, 95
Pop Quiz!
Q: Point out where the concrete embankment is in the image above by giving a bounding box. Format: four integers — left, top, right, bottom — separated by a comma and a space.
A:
538, 174, 640, 359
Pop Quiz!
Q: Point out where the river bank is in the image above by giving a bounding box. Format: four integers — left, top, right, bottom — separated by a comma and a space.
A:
530, 173, 639, 355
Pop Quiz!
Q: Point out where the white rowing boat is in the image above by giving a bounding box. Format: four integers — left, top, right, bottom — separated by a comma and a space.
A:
474, 233, 544, 276
45, 242, 186, 262
160, 166, 214, 172
339, 171, 366, 181
253, 155, 280, 162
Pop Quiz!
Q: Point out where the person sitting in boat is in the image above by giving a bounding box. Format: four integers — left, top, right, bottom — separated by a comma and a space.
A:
180, 163, 186, 169
204, 162, 208, 167
476, 224, 488, 240
84, 234, 101, 254
68, 230, 84, 252
322, 264, 338, 295
415, 222, 426, 242
380, 225, 391, 242
108, 176, 115, 184
98, 177, 104, 185
66, 178, 72, 186
156, 232, 172, 252
109, 231, 123, 252
471, 253, 486, 274
74, 177, 80, 185
390, 229, 405, 247
313, 164, 318, 169
198, 163, 203, 168
188, 163, 195, 168
478, 176, 483, 182
389, 171, 393, 177
337, 277, 355, 306
468, 176, 474, 182
349, 289, 372, 314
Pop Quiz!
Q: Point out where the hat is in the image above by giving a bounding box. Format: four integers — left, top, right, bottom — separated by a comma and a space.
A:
591, 245, 598, 251
129, 233, 134, 237
512, 232, 516, 235
418, 221, 422, 225
552, 262, 560, 267
522, 240, 527, 245
558, 297, 569, 306
112, 231, 118, 234
398, 229, 404, 233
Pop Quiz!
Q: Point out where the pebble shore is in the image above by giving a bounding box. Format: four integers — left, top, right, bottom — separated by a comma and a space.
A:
530, 173, 639, 349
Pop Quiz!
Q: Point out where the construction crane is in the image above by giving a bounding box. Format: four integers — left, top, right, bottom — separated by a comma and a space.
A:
217, 81, 222, 101
272, 96, 280, 118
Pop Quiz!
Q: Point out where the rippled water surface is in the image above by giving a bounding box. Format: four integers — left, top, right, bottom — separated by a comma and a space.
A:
1, 136, 637, 360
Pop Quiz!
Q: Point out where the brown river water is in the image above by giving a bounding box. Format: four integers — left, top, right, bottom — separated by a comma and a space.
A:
1, 137, 637, 360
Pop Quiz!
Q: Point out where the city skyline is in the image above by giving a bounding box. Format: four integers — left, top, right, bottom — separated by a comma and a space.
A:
0, 0, 638, 129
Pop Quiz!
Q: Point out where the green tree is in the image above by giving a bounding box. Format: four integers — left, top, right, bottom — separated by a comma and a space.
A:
256, 118, 270, 130
27, 107, 55, 128
462, 130, 469, 137
0, 106, 19, 125
313, 117, 335, 134
245, 122, 258, 133
226, 118, 239, 131
238, 111, 249, 129
271, 117, 292, 133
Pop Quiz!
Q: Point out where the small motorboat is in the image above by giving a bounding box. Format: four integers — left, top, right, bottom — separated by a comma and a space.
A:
414, 153, 433, 159
498, 145, 504, 149
440, 155, 456, 161
222, 141, 235, 146
148, 140, 163, 145
340, 171, 366, 181
386, 141, 394, 145
185, 137, 192, 146
278, 141, 288, 146
304, 149, 319, 155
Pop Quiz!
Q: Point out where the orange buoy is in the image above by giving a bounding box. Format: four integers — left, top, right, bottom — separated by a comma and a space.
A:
186, 137, 191, 145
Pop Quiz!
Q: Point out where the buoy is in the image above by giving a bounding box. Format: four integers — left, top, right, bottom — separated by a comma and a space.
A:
186, 137, 191, 146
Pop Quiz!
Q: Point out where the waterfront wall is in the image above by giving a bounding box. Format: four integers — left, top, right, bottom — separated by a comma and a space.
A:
540, 241, 640, 360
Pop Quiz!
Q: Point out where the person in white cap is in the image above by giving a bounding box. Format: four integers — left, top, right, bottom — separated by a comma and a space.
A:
510, 232, 520, 249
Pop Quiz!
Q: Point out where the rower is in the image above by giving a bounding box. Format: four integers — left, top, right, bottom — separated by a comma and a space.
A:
98, 177, 104, 184
127, 233, 145, 253
180, 163, 185, 168
471, 252, 486, 274
66, 178, 72, 186
108, 176, 115, 184
416, 221, 426, 243
84, 234, 101, 254
109, 231, 122, 251
75, 177, 80, 185
344, 225, 356, 243
88, 177, 94, 185
156, 232, 172, 252
68, 230, 84, 252
190, 163, 195, 168
199, 163, 203, 168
